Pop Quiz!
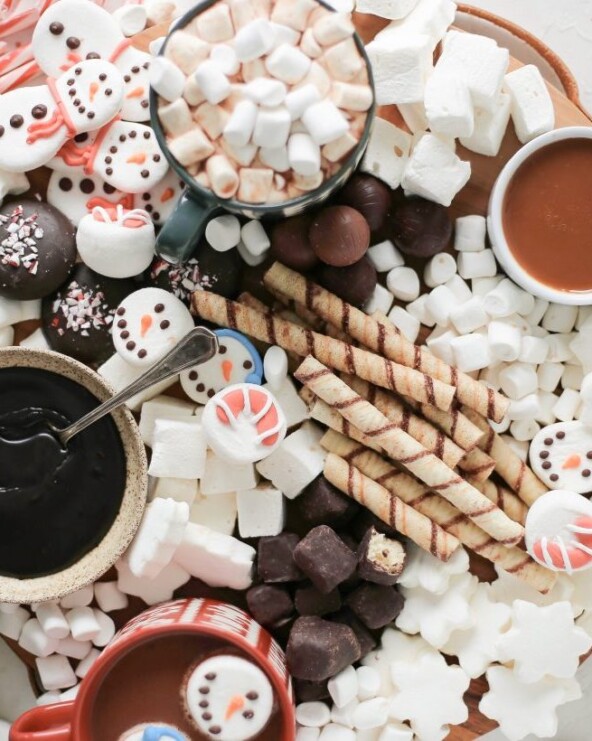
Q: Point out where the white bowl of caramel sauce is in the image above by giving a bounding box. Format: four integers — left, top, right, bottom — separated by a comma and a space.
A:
489, 126, 592, 305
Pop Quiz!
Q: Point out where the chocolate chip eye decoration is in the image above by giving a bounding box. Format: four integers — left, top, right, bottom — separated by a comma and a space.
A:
74, 67, 82, 75
9, 115, 23, 129
66, 37, 80, 49
154, 303, 165, 313
98, 73, 107, 82
129, 130, 137, 139
140, 170, 150, 178
219, 345, 227, 354
59, 177, 73, 192
86, 52, 101, 60
49, 21, 64, 35
243, 360, 252, 369
79, 178, 95, 194
74, 132, 88, 143
103, 183, 116, 194
153, 154, 160, 162
31, 105, 47, 119
0, 126, 5, 138
143, 131, 151, 139
153, 212, 160, 221
66, 79, 75, 87
104, 88, 112, 97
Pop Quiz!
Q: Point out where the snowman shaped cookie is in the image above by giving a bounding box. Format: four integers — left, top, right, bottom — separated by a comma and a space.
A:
0, 59, 124, 172
32, 0, 152, 122
184, 655, 275, 740
47, 169, 131, 226
530, 421, 592, 493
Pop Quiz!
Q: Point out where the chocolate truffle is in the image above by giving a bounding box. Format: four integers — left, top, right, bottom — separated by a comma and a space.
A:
287, 616, 361, 681
294, 585, 342, 617
390, 196, 453, 258
345, 583, 405, 629
309, 206, 370, 267
270, 215, 318, 272
246, 584, 294, 626
295, 475, 360, 529
0, 200, 76, 300
293, 679, 330, 703
293, 525, 357, 594
257, 532, 303, 583
339, 174, 391, 233
42, 265, 136, 365
357, 527, 406, 585
331, 608, 377, 658
317, 256, 377, 308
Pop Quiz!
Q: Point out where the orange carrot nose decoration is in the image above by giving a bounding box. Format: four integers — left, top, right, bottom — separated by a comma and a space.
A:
222, 360, 233, 382
89, 81, 99, 102
126, 86, 144, 99
140, 314, 153, 337
225, 695, 245, 720
160, 187, 175, 203
127, 152, 146, 164
563, 454, 581, 469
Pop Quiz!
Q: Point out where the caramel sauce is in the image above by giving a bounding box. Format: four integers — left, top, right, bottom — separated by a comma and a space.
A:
503, 138, 592, 292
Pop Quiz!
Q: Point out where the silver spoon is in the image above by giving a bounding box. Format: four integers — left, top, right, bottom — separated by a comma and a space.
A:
51, 327, 218, 447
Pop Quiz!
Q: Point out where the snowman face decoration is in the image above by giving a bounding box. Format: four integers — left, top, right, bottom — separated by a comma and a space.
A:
47, 169, 131, 226
135, 170, 185, 225
184, 655, 275, 740
530, 421, 592, 493
112, 287, 195, 367
180, 329, 263, 404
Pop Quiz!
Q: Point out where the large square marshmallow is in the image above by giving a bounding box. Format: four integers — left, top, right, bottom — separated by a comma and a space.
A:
460, 93, 511, 157
201, 450, 258, 495
374, 0, 456, 51
365, 34, 433, 105
503, 65, 555, 144
237, 486, 286, 538
356, 0, 420, 21
424, 69, 474, 139
139, 395, 195, 447
361, 118, 412, 189
402, 134, 471, 207
148, 419, 207, 480
190, 492, 237, 535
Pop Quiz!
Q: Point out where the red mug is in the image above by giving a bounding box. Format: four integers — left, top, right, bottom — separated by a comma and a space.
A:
10, 598, 296, 741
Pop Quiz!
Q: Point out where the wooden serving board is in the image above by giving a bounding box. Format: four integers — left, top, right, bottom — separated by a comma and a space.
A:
4, 13, 591, 741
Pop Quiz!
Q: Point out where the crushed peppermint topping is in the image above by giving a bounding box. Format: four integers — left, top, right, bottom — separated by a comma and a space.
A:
51, 281, 114, 337
0, 205, 43, 275
150, 258, 216, 302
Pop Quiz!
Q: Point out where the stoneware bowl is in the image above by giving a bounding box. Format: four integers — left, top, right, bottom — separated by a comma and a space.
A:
0, 347, 147, 604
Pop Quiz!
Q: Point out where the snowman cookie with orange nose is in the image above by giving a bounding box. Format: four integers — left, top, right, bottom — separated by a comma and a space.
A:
180, 329, 263, 404
112, 287, 195, 366
530, 421, 592, 493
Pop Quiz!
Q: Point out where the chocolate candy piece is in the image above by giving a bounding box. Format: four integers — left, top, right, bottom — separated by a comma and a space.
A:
295, 475, 360, 528
331, 608, 377, 659
287, 616, 361, 681
309, 206, 370, 267
293, 678, 330, 703
257, 532, 303, 583
42, 265, 136, 365
270, 215, 318, 272
294, 584, 341, 617
149, 239, 241, 305
317, 255, 377, 308
293, 525, 357, 594
390, 196, 452, 258
357, 527, 406, 586
345, 583, 405, 629
339, 174, 392, 233
246, 584, 294, 626
0, 200, 76, 300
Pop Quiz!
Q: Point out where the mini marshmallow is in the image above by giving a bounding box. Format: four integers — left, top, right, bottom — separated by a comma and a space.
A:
270, 21, 300, 49
537, 362, 563, 393
263, 377, 309, 428
319, 725, 355, 741
174, 522, 255, 589
322, 37, 364, 82
194, 61, 231, 105
449, 297, 488, 334
526, 297, 550, 327
117, 560, 190, 605
296, 729, 320, 741
330, 700, 359, 729
194, 2, 234, 42
356, 0, 420, 20
504, 65, 555, 144
356, 666, 381, 701
322, 132, 358, 163
424, 70, 474, 139
534, 391, 557, 426
553, 388, 581, 423
75, 648, 101, 679
149, 419, 207, 479
270, 0, 317, 31
168, 127, 215, 167
471, 276, 502, 297
35, 603, 69, 640
328, 665, 358, 708
484, 279, 533, 317
313, 12, 355, 45
378, 726, 414, 741
201, 450, 258, 495
426, 327, 459, 365
158, 99, 193, 137
193, 102, 230, 140
0, 606, 29, 641
547, 333, 576, 364
241, 220, 270, 258
562, 364, 583, 391
288, 133, 321, 177
244, 77, 288, 107
55, 637, 91, 661
18, 619, 58, 657
543, 303, 578, 334
454, 215, 487, 252
510, 419, 540, 443
139, 395, 195, 447
237, 487, 285, 537
208, 154, 241, 199
242, 58, 267, 82
444, 275, 472, 303
581, 372, 592, 402
367, 240, 404, 273
210, 44, 240, 76
361, 119, 411, 189
233, 18, 275, 61
65, 607, 101, 643
205, 214, 241, 252
285, 85, 322, 121
221, 139, 258, 167
59, 685, 80, 702
296, 702, 332, 728
330, 82, 373, 112
256, 422, 325, 499
238, 166, 274, 203
36, 655, 77, 691
301, 27, 323, 58
480, 365, 502, 392
364, 284, 395, 317
488, 321, 522, 363
352, 698, 390, 730
457, 249, 497, 280
190, 492, 237, 535
302, 100, 349, 146
150, 56, 185, 102
266, 43, 311, 84
263, 346, 288, 391
402, 134, 471, 208
519, 336, 549, 365
507, 393, 540, 421
60, 586, 94, 609
460, 93, 511, 157
166, 32, 210, 75
94, 582, 128, 613
498, 363, 537, 400
112, 3, 147, 35
365, 34, 432, 105
91, 609, 115, 648
450, 333, 491, 373
259, 146, 290, 172
36, 691, 61, 706
424, 252, 457, 288
425, 285, 459, 326
237, 239, 268, 267
387, 306, 420, 343
386, 266, 420, 303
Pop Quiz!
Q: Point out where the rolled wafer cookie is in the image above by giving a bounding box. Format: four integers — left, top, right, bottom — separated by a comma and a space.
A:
192, 292, 456, 411
457, 446, 496, 482
406, 397, 485, 452
263, 262, 510, 422
462, 407, 548, 507
469, 477, 529, 526
325, 453, 460, 561
295, 356, 524, 546
321, 430, 556, 594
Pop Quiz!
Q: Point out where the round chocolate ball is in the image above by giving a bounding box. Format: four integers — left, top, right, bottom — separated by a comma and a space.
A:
309, 206, 370, 267
390, 196, 453, 258
42, 265, 136, 365
317, 256, 377, 308
270, 215, 318, 272
339, 174, 391, 233
149, 239, 241, 305
0, 200, 76, 300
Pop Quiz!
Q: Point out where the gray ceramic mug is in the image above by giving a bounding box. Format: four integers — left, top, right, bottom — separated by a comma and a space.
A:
151, 0, 376, 264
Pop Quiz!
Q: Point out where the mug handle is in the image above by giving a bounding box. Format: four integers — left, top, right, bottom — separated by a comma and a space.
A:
155, 190, 222, 264
9, 701, 73, 741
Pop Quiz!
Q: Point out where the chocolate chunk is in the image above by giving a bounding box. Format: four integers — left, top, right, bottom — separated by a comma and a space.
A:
331, 608, 377, 658
390, 196, 452, 258
295, 584, 341, 616
293, 525, 357, 594
270, 215, 318, 272
345, 583, 405, 629
287, 616, 361, 681
317, 255, 377, 308
309, 206, 370, 267
339, 174, 392, 233
246, 584, 294, 626
293, 678, 330, 702
257, 532, 303, 583
357, 527, 406, 586
295, 475, 360, 528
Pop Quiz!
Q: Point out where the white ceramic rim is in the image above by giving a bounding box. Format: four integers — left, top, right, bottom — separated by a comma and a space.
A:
488, 126, 592, 306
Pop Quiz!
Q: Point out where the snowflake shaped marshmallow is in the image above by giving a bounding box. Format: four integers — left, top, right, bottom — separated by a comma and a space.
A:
442, 583, 512, 678
489, 563, 575, 611
396, 572, 477, 648
397, 543, 469, 595
480, 666, 582, 741
497, 600, 592, 683
390, 652, 470, 740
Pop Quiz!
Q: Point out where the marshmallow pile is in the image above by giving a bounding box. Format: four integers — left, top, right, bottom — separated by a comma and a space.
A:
152, 0, 372, 203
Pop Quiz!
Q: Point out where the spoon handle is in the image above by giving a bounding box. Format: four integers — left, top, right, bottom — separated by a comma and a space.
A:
59, 327, 218, 445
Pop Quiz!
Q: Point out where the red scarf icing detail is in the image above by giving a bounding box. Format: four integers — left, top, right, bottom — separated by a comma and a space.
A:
26, 76, 76, 144
109, 38, 132, 63
86, 193, 134, 211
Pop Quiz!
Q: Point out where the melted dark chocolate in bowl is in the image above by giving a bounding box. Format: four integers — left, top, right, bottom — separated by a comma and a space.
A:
0, 366, 126, 578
